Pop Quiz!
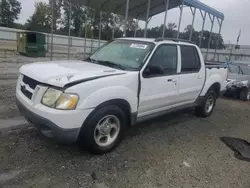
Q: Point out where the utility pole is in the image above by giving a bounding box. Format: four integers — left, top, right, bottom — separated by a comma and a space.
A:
50, 0, 54, 60
67, 1, 72, 60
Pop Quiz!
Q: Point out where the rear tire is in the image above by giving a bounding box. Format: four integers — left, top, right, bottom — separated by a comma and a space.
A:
195, 90, 216, 117
78, 105, 127, 154
240, 87, 250, 101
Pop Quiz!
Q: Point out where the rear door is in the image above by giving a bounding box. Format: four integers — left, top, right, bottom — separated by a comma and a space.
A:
177, 45, 205, 106
138, 44, 180, 117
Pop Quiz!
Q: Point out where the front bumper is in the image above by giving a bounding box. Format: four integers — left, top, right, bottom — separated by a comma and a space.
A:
16, 98, 80, 144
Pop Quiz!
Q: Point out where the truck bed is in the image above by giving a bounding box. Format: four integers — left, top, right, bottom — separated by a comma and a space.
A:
205, 62, 227, 69
199, 62, 228, 96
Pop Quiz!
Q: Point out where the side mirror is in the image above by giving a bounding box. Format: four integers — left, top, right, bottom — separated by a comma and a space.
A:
143, 65, 165, 77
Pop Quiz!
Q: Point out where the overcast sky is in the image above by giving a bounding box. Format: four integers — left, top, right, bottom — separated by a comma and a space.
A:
18, 0, 250, 45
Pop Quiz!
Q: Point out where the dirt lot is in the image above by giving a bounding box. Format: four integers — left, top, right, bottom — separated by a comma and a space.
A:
1, 58, 250, 188
1, 97, 250, 188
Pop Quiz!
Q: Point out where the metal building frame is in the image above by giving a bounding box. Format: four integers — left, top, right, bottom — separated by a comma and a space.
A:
50, 0, 224, 61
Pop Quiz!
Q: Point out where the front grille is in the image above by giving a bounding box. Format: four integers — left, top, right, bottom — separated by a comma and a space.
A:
23, 75, 40, 89
21, 75, 40, 100
21, 85, 32, 99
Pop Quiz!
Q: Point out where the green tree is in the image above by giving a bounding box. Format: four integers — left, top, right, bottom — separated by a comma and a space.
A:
167, 23, 177, 31
25, 1, 62, 33
62, 1, 125, 39
25, 2, 51, 32
62, 1, 87, 36
99, 12, 124, 40
199, 30, 224, 49
49, 0, 62, 32
127, 23, 224, 50
0, 0, 21, 27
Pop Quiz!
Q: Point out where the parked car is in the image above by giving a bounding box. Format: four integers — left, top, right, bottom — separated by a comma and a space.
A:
225, 61, 250, 100
16, 38, 228, 154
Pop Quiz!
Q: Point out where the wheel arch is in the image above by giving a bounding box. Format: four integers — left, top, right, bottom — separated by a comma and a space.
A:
208, 82, 221, 98
200, 73, 223, 97
82, 99, 134, 130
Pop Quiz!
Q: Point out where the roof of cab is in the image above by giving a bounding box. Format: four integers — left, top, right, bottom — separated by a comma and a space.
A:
117, 37, 196, 46
119, 37, 156, 43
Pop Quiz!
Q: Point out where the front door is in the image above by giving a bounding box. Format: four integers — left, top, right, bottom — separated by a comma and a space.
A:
138, 44, 180, 117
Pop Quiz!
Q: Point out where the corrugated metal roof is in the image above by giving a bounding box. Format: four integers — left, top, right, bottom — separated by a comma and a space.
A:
71, 0, 224, 20
184, 0, 224, 20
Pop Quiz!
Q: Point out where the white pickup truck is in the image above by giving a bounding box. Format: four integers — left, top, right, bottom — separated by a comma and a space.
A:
16, 38, 227, 154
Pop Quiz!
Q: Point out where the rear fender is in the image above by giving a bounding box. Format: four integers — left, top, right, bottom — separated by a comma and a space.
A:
201, 75, 221, 96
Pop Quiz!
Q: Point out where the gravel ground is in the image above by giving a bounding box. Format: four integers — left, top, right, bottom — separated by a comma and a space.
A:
0, 80, 19, 119
1, 57, 250, 188
0, 99, 250, 188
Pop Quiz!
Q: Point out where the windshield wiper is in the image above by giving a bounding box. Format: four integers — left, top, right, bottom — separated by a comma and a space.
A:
85, 57, 97, 63
85, 57, 91, 62
95, 60, 126, 70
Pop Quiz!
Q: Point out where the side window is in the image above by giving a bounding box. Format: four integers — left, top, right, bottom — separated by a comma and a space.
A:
149, 45, 177, 75
180, 46, 201, 73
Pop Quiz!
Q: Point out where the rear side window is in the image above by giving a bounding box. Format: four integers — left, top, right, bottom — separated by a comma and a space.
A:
180, 46, 201, 73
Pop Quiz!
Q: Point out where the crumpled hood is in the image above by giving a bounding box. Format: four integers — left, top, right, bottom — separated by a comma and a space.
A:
19, 60, 126, 87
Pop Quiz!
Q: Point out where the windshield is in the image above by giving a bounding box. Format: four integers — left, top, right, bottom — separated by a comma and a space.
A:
89, 40, 155, 70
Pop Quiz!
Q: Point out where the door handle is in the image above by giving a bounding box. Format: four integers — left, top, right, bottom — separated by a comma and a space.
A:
167, 79, 177, 83
198, 75, 202, 79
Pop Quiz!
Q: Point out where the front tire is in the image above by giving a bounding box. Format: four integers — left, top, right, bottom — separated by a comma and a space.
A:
78, 105, 127, 154
195, 90, 216, 117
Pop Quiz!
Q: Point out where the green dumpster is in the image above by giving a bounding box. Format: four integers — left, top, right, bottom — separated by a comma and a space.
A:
17, 31, 46, 57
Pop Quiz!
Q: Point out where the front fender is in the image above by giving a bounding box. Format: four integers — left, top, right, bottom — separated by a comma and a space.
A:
78, 86, 138, 113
